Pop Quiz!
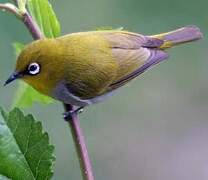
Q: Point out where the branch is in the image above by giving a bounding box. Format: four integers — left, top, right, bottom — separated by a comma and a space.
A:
1, 3, 94, 180
64, 104, 94, 180
21, 12, 44, 40
0, 3, 21, 18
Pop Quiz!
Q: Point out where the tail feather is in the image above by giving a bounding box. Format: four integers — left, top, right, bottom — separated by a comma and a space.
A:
151, 25, 203, 49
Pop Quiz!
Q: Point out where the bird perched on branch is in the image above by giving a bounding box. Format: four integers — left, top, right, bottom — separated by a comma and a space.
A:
5, 25, 203, 119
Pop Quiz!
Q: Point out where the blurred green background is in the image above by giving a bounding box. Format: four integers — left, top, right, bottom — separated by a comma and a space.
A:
0, 0, 207, 179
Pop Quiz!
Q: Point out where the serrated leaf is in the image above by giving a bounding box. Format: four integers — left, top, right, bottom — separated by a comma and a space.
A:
27, 0, 60, 38
12, 43, 54, 108
0, 107, 55, 180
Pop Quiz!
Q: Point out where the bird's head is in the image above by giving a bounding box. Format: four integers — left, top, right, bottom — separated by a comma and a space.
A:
5, 39, 67, 96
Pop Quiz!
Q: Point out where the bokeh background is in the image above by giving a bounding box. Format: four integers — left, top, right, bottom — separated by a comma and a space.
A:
0, 0, 207, 179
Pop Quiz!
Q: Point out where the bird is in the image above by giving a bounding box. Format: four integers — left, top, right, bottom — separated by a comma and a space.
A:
5, 25, 203, 119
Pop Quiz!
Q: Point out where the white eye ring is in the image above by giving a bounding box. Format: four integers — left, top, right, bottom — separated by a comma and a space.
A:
28, 62, 40, 75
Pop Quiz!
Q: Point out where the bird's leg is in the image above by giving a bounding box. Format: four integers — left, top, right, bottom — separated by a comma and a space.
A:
63, 106, 84, 120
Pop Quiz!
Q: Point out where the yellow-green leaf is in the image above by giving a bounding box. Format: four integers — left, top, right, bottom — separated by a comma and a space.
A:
13, 81, 54, 108
12, 42, 25, 56
27, 0, 60, 38
17, 0, 27, 13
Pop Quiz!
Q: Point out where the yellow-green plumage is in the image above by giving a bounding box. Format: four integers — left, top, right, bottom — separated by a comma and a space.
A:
8, 26, 202, 107
17, 31, 150, 99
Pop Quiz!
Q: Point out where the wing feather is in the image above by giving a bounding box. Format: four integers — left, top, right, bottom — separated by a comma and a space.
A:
92, 31, 169, 97
102, 31, 147, 49
108, 50, 169, 91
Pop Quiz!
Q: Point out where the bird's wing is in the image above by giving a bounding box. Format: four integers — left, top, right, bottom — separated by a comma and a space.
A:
108, 49, 169, 91
100, 31, 169, 92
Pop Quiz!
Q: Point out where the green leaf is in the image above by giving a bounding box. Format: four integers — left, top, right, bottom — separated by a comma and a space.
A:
17, 0, 27, 13
12, 42, 25, 57
0, 107, 55, 180
12, 43, 54, 108
27, 0, 61, 38
13, 81, 54, 108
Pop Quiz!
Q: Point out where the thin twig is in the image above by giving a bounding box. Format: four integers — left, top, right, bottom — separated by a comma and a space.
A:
0, 3, 21, 18
64, 104, 94, 180
21, 12, 44, 40
1, 4, 94, 180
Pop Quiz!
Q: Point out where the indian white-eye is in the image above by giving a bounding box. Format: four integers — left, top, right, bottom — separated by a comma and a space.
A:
5, 26, 202, 116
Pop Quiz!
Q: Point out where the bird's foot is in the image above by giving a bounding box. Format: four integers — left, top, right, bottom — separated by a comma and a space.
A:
63, 107, 84, 121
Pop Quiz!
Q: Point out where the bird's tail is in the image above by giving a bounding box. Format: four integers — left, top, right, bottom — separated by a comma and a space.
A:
151, 25, 203, 49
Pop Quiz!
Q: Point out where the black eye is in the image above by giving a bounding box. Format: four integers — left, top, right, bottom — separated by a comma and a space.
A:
28, 62, 40, 75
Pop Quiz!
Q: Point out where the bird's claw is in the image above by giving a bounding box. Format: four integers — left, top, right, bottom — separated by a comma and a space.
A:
63, 110, 75, 120
63, 107, 84, 121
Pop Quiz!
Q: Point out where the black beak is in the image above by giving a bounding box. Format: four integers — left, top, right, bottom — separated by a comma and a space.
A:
4, 72, 23, 86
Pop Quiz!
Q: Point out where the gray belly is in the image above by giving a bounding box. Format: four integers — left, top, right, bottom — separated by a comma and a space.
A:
52, 82, 116, 107
52, 82, 91, 107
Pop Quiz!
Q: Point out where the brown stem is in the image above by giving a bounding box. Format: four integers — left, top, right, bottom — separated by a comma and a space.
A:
0, 3, 21, 18
64, 104, 94, 180
1, 4, 94, 180
21, 12, 44, 40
